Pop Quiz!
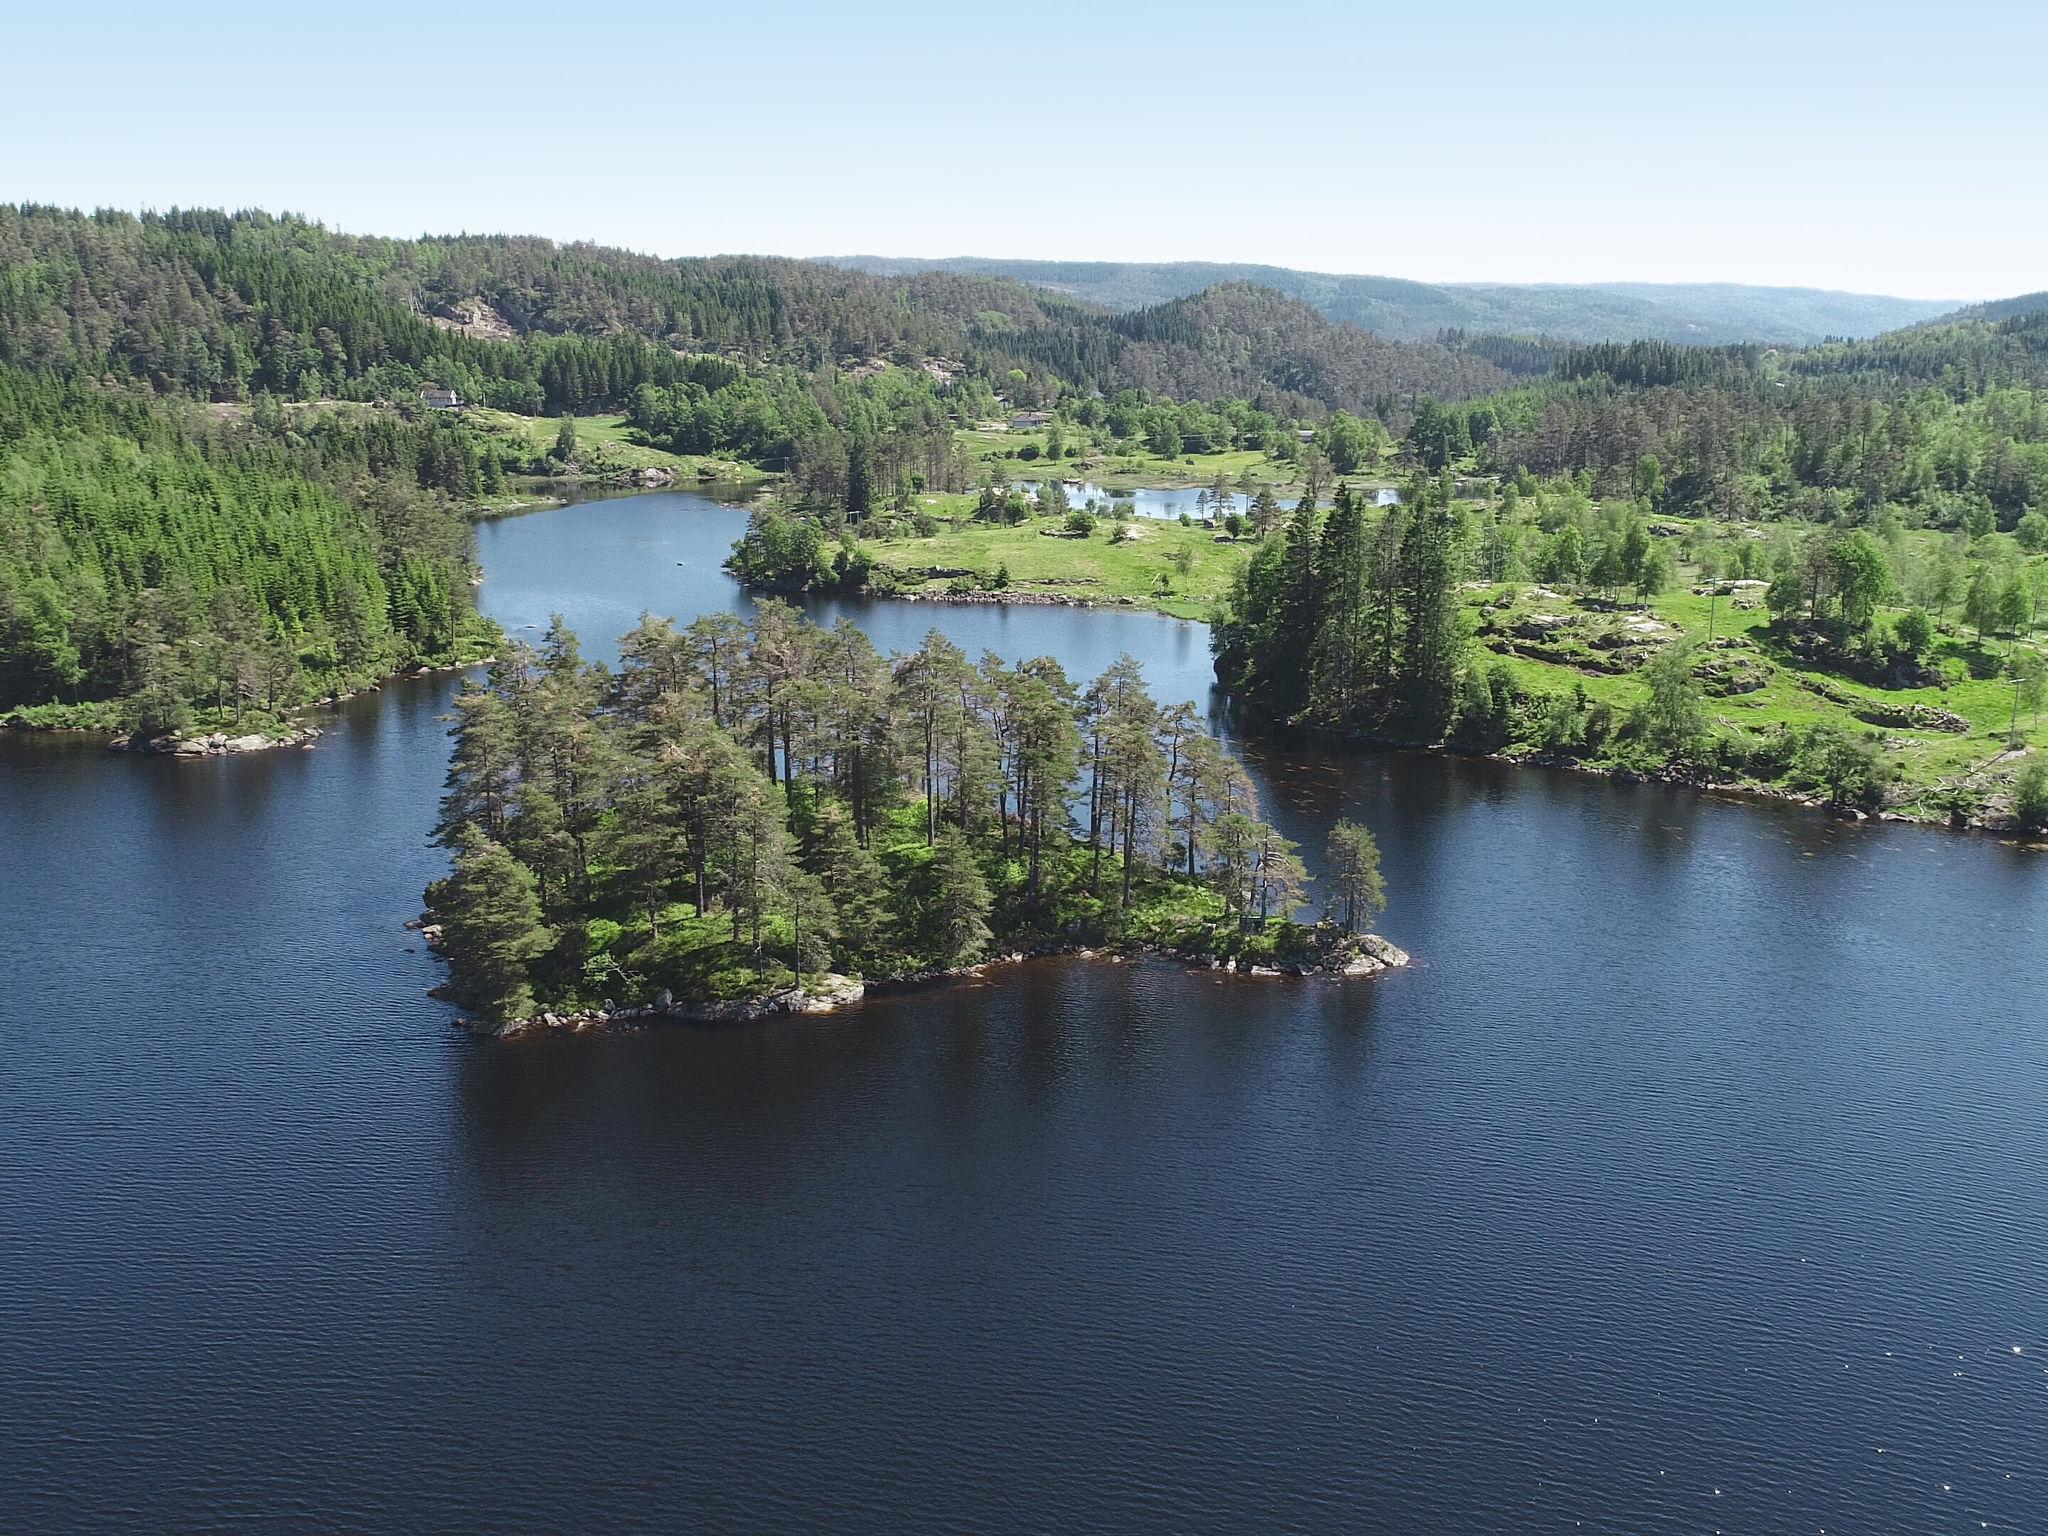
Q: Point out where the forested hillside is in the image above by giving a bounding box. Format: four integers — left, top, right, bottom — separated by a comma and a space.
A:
1400, 311, 2048, 526
4, 203, 2041, 759
999, 285, 1510, 415
827, 256, 1955, 346
0, 208, 1501, 417
1925, 292, 2048, 328
0, 367, 494, 731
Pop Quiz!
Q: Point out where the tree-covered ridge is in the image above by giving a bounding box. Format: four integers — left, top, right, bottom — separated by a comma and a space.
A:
0, 366, 493, 730
1917, 292, 2048, 329
992, 284, 1513, 414
826, 256, 1956, 346
427, 608, 1391, 1025
1383, 311, 2048, 533
0, 206, 707, 416
0, 206, 1516, 419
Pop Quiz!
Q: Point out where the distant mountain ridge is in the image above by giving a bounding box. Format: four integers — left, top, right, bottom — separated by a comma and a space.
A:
824, 256, 1960, 347
1924, 291, 2048, 327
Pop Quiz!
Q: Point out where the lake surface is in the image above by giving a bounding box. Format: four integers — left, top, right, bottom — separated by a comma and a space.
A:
5, 488, 2046, 1534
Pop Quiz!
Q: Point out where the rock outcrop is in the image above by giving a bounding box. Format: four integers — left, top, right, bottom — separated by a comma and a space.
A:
113, 727, 320, 755
476, 974, 868, 1037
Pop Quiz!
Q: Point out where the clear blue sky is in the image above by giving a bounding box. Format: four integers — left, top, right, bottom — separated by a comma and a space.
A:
9, 0, 2042, 299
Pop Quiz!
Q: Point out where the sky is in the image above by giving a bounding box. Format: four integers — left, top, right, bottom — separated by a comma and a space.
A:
8, 0, 2043, 301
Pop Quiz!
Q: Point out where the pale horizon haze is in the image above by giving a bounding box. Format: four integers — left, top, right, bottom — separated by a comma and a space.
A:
8, 0, 2043, 302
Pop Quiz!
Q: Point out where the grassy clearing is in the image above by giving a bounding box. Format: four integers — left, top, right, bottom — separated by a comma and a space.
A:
1461, 512, 2047, 816
961, 428, 1320, 493
468, 407, 770, 486
865, 497, 1249, 619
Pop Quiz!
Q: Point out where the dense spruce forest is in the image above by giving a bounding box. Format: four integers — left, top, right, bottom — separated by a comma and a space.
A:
429, 608, 1391, 1024
0, 365, 494, 730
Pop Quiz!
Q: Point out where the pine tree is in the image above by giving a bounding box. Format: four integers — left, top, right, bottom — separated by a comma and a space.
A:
437, 682, 520, 846
1248, 487, 1282, 540
1309, 484, 1370, 717
1395, 490, 1464, 736
1323, 820, 1386, 933
1268, 493, 1325, 719
924, 828, 993, 966
1250, 823, 1308, 925
1007, 657, 1080, 898
429, 827, 552, 1024
800, 802, 890, 970
781, 861, 839, 978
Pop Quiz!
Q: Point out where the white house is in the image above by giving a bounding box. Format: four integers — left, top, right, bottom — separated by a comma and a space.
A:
421, 387, 465, 411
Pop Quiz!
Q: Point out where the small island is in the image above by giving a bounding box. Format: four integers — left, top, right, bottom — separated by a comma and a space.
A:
424, 607, 1405, 1032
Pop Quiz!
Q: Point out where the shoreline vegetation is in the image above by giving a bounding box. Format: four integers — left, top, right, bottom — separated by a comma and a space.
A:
731, 458, 2048, 837
3, 207, 2044, 835
426, 934, 1414, 1038
422, 608, 1406, 1031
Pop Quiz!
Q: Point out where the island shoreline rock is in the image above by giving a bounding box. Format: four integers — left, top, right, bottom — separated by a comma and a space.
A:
83, 657, 500, 758
417, 925, 1412, 1039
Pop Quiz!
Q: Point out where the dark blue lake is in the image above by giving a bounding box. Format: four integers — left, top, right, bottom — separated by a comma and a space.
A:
4, 489, 2044, 1533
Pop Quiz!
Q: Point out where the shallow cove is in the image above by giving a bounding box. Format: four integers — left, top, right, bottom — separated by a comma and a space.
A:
3, 487, 2046, 1534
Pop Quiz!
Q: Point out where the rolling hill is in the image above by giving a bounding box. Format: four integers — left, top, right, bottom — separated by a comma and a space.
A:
824, 256, 1959, 347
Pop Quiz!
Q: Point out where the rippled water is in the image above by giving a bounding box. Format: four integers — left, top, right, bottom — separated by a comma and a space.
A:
4, 489, 2045, 1533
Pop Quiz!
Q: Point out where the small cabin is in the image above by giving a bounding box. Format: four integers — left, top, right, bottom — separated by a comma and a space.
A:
1008, 411, 1052, 431
421, 387, 466, 411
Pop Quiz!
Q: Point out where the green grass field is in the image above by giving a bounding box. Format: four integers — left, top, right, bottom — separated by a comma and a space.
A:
866, 498, 1250, 619
841, 494, 2046, 818
961, 427, 1322, 493
469, 408, 770, 487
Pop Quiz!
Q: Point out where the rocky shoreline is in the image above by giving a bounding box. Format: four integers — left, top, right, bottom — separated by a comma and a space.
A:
112, 724, 323, 756
99, 658, 493, 758
1277, 723, 2041, 840
890, 587, 1141, 609
1552, 752, 2035, 836
419, 925, 1411, 1038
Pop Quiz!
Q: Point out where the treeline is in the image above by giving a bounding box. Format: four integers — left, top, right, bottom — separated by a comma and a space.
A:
1207, 476, 1977, 811
627, 359, 972, 506
0, 366, 489, 728
428, 608, 1376, 1023
2, 208, 1508, 426
1392, 314, 2048, 529
998, 284, 1513, 417
1214, 480, 1468, 734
